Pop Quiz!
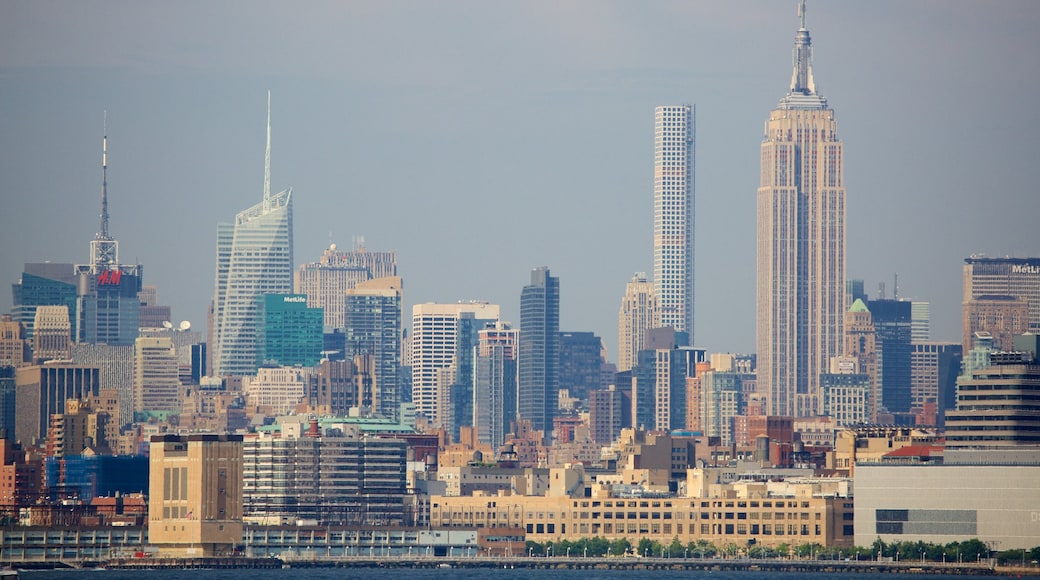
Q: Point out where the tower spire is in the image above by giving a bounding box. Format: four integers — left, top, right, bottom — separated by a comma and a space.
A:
264, 90, 271, 201
789, 0, 816, 96
99, 111, 110, 241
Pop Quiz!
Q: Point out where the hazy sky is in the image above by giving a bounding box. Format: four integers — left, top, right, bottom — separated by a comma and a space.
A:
2, 1, 1039, 358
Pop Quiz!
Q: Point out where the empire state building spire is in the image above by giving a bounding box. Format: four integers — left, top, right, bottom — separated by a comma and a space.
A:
779, 0, 827, 110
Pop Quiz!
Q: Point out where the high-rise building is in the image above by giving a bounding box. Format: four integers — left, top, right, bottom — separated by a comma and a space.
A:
518, 267, 560, 440
963, 257, 1040, 339
0, 366, 14, 440
473, 322, 517, 451
844, 299, 879, 421
295, 243, 398, 331
558, 331, 607, 403
589, 385, 630, 445
411, 302, 500, 432
0, 315, 27, 368
10, 263, 76, 342
32, 306, 71, 363
653, 105, 695, 340
212, 94, 293, 377
963, 295, 1029, 354
946, 334, 1040, 451
15, 362, 100, 446
258, 294, 323, 368
910, 301, 930, 343
137, 285, 172, 330
618, 273, 660, 372
74, 117, 142, 346
134, 336, 181, 419
344, 276, 403, 420
868, 299, 913, 416
70, 343, 133, 429
149, 434, 243, 557
910, 342, 962, 427
756, 4, 845, 417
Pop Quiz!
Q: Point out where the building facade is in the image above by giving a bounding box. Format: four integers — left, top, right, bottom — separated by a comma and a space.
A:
653, 106, 695, 340
411, 302, 500, 432
518, 267, 560, 440
756, 6, 845, 417
295, 243, 398, 331
133, 336, 181, 419
618, 273, 659, 373
344, 276, 403, 420
212, 98, 293, 377
32, 306, 71, 363
473, 322, 518, 451
15, 363, 100, 446
148, 434, 243, 556
258, 294, 323, 368
962, 256, 1040, 344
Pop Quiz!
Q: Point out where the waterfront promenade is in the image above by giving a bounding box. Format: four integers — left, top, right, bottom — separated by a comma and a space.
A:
66, 555, 1027, 576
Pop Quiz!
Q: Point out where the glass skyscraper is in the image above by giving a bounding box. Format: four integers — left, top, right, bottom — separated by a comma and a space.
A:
212, 95, 294, 377
517, 266, 559, 440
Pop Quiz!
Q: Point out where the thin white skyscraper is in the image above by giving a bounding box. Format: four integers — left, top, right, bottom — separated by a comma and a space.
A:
212, 93, 294, 377
653, 105, 695, 341
756, 2, 845, 417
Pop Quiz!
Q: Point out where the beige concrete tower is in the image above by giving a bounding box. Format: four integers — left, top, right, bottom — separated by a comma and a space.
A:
756, 0, 845, 417
148, 434, 243, 557
617, 273, 660, 372
32, 306, 71, 363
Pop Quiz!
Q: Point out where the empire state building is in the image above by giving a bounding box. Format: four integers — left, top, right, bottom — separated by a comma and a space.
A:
756, 1, 845, 417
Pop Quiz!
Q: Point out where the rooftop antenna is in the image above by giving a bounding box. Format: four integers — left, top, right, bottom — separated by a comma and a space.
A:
100, 111, 110, 241
263, 90, 272, 201
798, 0, 806, 30
893, 273, 899, 301
89, 111, 118, 269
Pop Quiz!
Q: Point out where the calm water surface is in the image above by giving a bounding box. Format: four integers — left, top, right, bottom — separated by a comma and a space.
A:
18, 568, 1040, 580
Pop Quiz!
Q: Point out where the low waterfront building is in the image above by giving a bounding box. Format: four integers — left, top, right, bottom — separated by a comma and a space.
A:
429, 476, 854, 548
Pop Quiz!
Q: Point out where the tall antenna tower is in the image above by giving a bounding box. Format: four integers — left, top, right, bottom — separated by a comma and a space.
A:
264, 90, 272, 202
90, 112, 119, 270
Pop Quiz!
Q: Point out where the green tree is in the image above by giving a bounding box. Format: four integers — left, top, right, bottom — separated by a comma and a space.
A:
525, 540, 544, 556
636, 537, 655, 558
668, 536, 684, 558
609, 537, 631, 557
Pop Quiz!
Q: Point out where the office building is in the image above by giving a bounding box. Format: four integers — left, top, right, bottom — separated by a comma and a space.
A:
589, 385, 630, 445
618, 273, 659, 373
558, 331, 607, 403
518, 267, 559, 440
945, 335, 1040, 450
243, 366, 308, 416
212, 94, 293, 377
698, 369, 743, 445
242, 432, 407, 526
74, 118, 142, 346
910, 342, 961, 427
0, 366, 14, 440
869, 299, 913, 416
69, 343, 134, 429
134, 336, 181, 420
910, 301, 930, 343
819, 357, 870, 427
296, 242, 398, 331
32, 306, 71, 363
344, 276, 403, 420
137, 285, 172, 330
258, 294, 323, 368
473, 322, 517, 451
10, 263, 77, 341
843, 299, 878, 421
653, 105, 695, 339
963, 295, 1029, 353
756, 4, 845, 417
0, 315, 27, 368
963, 256, 1040, 341
411, 302, 499, 435
15, 362, 100, 446
149, 434, 243, 557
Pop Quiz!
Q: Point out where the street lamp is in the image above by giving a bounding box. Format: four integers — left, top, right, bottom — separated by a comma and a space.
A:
529, 547, 534, 558
567, 547, 571, 558
685, 548, 689, 560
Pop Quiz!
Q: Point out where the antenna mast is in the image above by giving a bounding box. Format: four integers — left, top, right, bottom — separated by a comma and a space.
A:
100, 111, 110, 240
264, 91, 272, 201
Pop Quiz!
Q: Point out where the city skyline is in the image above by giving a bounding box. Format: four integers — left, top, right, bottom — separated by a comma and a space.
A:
2, 2, 1039, 357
